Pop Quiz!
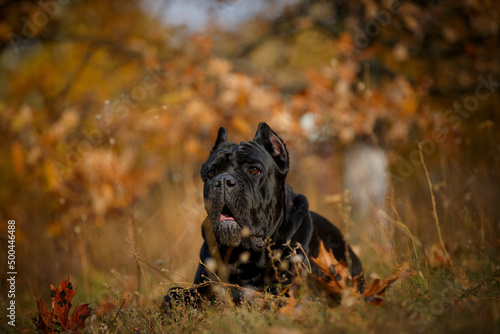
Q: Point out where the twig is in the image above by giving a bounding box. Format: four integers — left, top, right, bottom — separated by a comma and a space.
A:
377, 210, 422, 249
200, 258, 223, 285
342, 190, 353, 278
458, 269, 500, 300
418, 144, 452, 266
287, 242, 312, 273
266, 241, 282, 284
389, 202, 423, 272
104, 296, 129, 333
136, 256, 187, 282
326, 195, 382, 258
128, 238, 151, 298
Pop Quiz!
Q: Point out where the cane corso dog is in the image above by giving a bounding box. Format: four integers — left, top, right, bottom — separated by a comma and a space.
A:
163, 122, 363, 310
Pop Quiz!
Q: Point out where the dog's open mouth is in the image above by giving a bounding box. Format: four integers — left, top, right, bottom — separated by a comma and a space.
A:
219, 205, 235, 222
216, 205, 242, 247
216, 205, 265, 250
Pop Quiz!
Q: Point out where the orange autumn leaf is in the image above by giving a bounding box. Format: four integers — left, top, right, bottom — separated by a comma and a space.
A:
49, 277, 76, 328
35, 298, 58, 333
67, 304, 93, 331
310, 241, 350, 294
362, 274, 400, 300
278, 290, 298, 317
310, 241, 400, 304
33, 276, 93, 333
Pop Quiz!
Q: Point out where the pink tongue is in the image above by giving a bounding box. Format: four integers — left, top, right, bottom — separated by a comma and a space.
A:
220, 214, 235, 222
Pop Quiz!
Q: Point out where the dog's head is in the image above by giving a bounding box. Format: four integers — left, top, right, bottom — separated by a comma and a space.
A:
200, 122, 289, 252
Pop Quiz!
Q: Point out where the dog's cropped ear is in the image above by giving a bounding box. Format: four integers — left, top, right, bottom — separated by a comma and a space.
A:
253, 122, 289, 174
211, 127, 228, 152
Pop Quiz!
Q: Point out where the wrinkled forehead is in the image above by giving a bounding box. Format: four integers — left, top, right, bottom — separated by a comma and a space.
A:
208, 141, 270, 165
234, 141, 271, 164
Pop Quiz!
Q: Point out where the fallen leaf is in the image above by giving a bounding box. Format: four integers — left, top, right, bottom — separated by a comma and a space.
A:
362, 273, 399, 299
35, 298, 59, 333
50, 276, 76, 327
67, 304, 93, 331
310, 241, 352, 296
33, 276, 93, 333
278, 290, 298, 317
309, 241, 400, 305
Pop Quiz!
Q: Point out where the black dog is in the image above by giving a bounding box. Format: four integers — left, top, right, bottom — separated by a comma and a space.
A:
163, 123, 363, 309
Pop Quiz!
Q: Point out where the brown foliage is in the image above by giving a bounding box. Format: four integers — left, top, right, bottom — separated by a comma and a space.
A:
33, 276, 92, 333
310, 242, 400, 305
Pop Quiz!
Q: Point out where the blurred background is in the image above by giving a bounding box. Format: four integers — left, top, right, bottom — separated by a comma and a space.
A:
0, 0, 499, 309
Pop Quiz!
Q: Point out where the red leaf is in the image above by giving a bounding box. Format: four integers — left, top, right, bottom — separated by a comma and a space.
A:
34, 297, 60, 333
50, 276, 76, 327
67, 304, 93, 331
33, 276, 93, 333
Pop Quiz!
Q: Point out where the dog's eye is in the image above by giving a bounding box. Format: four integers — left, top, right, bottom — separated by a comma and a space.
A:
206, 170, 215, 179
248, 167, 261, 176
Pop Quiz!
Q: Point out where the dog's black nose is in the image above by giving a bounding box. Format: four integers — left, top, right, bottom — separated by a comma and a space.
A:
214, 174, 237, 189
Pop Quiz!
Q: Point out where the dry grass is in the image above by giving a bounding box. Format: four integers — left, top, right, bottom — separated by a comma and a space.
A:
3, 147, 499, 334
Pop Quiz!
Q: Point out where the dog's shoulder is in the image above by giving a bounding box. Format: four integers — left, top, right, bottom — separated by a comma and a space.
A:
272, 184, 313, 252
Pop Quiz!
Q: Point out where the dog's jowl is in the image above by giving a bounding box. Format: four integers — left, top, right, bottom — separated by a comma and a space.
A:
163, 122, 364, 310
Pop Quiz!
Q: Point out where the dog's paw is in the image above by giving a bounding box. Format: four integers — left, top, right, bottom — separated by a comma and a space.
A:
162, 287, 186, 314
162, 286, 206, 315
